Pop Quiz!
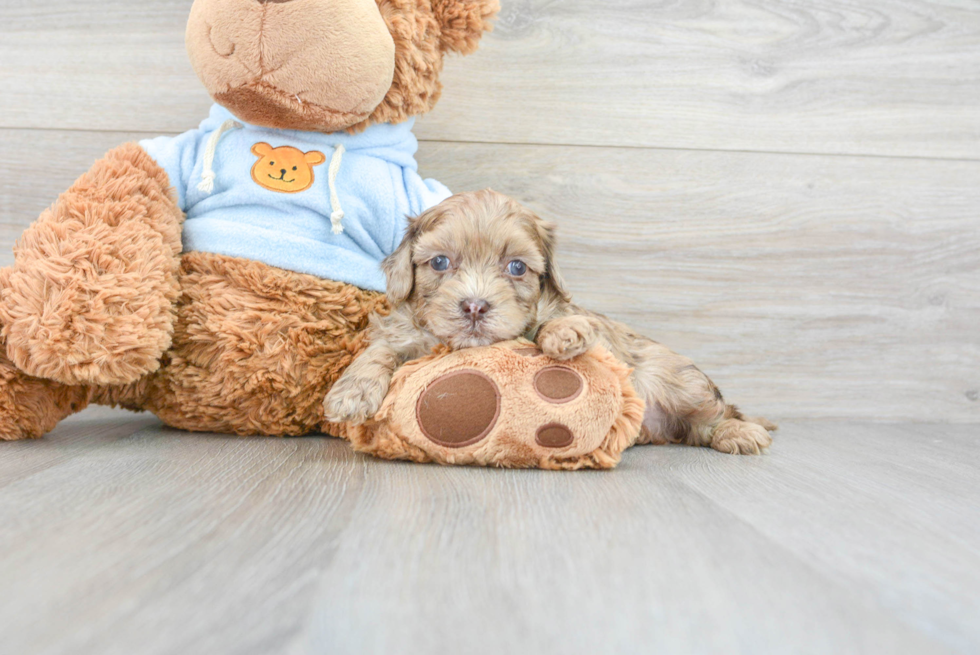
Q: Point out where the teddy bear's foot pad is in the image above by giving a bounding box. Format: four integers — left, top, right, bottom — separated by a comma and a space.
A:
416, 370, 500, 448
349, 341, 645, 470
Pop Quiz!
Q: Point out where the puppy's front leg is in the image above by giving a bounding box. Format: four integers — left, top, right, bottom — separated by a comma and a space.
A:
537, 315, 598, 360
323, 341, 399, 424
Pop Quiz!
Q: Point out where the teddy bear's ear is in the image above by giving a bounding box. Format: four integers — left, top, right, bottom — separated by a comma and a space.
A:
251, 142, 273, 157
431, 0, 500, 55
304, 150, 327, 166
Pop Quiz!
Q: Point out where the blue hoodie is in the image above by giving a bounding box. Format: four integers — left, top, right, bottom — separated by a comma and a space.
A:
140, 105, 451, 292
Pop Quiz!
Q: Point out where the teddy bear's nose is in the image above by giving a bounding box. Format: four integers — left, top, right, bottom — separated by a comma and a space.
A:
281, 169, 287, 175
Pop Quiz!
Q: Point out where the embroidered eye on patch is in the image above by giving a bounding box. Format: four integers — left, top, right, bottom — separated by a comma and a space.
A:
250, 142, 326, 194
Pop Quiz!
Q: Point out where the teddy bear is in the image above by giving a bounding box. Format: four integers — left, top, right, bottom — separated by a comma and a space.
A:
0, 0, 502, 441
0, 0, 650, 469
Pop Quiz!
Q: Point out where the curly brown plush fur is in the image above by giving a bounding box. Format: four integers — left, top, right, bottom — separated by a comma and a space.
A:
431, 0, 499, 55
0, 143, 182, 387
350, 0, 499, 132
106, 252, 388, 436
0, 251, 385, 441
0, 349, 90, 441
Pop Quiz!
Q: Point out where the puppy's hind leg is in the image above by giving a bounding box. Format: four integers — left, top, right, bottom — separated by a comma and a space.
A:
629, 346, 774, 455
700, 404, 775, 456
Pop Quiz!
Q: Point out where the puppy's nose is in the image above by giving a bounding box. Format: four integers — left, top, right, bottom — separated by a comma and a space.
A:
461, 298, 491, 319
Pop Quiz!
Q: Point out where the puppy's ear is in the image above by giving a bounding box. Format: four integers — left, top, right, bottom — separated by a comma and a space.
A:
383, 203, 449, 303
382, 219, 419, 305
531, 215, 571, 305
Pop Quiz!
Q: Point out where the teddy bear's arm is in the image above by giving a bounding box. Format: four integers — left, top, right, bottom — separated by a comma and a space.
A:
0, 143, 184, 386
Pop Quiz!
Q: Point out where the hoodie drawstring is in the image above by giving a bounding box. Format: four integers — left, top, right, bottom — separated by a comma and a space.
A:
197, 119, 243, 194
327, 144, 346, 235
196, 120, 346, 236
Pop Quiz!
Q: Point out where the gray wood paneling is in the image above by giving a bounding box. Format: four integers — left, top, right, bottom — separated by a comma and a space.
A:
2, 128, 977, 421
1, 1, 978, 158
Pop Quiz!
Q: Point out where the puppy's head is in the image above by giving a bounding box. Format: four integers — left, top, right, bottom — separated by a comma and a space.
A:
383, 190, 569, 349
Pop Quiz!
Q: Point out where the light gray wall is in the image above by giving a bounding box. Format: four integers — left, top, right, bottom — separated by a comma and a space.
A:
1, 0, 977, 421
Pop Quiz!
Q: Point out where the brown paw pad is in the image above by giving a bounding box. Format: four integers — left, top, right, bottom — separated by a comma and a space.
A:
534, 366, 584, 404
536, 423, 575, 448
416, 370, 500, 448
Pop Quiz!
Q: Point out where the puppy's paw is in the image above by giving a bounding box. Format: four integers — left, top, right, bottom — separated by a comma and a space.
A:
710, 418, 773, 455
537, 317, 597, 361
323, 376, 389, 424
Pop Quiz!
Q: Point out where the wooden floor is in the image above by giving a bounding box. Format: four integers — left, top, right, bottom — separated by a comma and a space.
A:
0, 408, 977, 655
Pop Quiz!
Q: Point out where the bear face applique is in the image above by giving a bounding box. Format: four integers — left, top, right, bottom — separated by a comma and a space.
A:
250, 143, 326, 194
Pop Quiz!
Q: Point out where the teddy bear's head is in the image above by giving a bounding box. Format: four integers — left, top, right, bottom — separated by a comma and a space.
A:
186, 0, 498, 133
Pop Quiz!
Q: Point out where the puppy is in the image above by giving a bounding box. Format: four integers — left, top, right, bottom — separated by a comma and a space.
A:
324, 190, 775, 454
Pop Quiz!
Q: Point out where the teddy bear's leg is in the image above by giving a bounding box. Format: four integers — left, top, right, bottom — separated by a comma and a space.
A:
0, 347, 90, 441
124, 252, 386, 437
0, 144, 183, 387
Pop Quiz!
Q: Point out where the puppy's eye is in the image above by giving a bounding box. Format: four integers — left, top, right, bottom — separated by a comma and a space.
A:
430, 256, 451, 272
506, 260, 528, 277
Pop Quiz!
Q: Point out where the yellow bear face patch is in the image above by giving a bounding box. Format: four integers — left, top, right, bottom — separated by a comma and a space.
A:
250, 142, 326, 193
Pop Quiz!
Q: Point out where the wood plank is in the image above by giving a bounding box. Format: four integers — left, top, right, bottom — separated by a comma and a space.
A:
662, 421, 980, 654
3, 128, 976, 421
1, 1, 978, 158
0, 406, 160, 490
0, 416, 974, 654
0, 412, 367, 655
303, 421, 980, 655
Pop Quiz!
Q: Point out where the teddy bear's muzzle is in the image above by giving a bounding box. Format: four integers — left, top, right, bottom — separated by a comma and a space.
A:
186, 0, 396, 132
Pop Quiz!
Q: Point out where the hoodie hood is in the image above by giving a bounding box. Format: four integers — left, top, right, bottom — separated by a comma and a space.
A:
205, 105, 424, 171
